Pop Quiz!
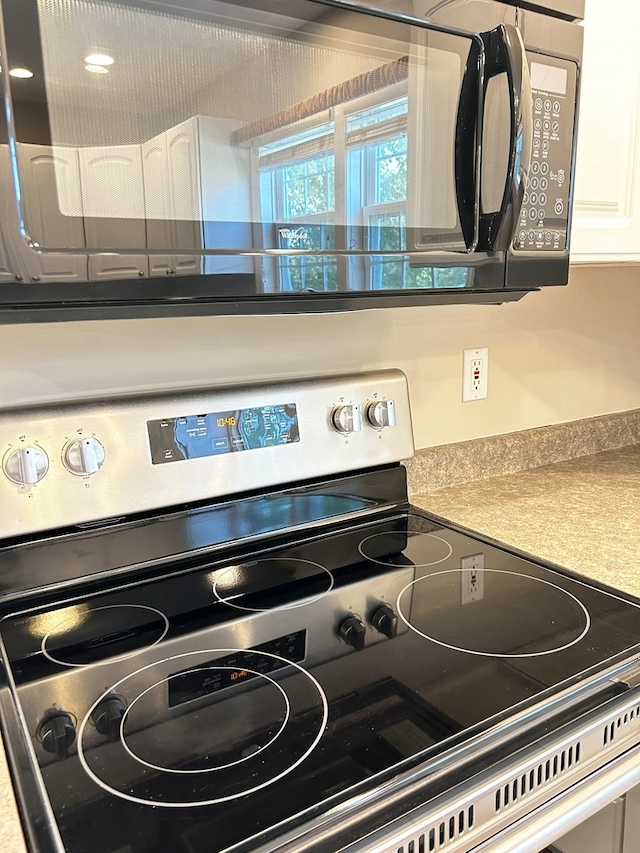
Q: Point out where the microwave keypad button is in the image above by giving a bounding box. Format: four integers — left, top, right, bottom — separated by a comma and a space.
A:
530, 177, 539, 190
531, 161, 540, 175
539, 193, 547, 206
553, 102, 561, 114
535, 97, 543, 111
529, 209, 538, 221
544, 99, 552, 112
540, 177, 548, 190
554, 200, 565, 215
540, 162, 549, 175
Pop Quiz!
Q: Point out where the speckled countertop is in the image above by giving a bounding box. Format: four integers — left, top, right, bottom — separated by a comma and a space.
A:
1, 443, 639, 853
410, 443, 640, 600
0, 737, 26, 853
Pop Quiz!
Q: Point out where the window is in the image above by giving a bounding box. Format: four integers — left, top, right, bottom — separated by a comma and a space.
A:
256, 95, 468, 291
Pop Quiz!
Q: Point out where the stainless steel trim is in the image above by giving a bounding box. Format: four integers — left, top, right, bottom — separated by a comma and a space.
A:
468, 747, 640, 853
339, 687, 640, 853
0, 370, 414, 537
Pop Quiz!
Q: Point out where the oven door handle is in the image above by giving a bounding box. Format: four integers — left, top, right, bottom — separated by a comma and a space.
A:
476, 24, 532, 252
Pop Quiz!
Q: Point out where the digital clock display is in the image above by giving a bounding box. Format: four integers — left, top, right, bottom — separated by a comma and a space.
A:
168, 631, 307, 707
147, 402, 299, 465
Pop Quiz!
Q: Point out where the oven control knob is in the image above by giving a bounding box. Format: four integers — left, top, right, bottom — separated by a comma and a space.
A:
370, 603, 398, 639
3, 445, 49, 485
366, 400, 396, 430
331, 404, 362, 435
91, 695, 127, 742
64, 437, 105, 475
338, 614, 366, 651
36, 709, 76, 762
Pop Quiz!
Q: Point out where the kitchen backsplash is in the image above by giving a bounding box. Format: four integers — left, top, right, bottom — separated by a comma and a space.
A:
405, 407, 640, 493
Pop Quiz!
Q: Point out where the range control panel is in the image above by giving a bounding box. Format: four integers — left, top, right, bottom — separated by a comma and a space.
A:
0, 371, 414, 538
514, 54, 578, 253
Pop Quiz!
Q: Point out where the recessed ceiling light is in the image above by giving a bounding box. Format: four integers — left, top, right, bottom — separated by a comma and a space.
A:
85, 63, 110, 74
84, 53, 114, 66
9, 68, 34, 79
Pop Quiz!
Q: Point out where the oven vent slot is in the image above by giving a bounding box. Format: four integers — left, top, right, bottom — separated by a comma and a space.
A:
602, 704, 640, 746
394, 805, 475, 853
493, 741, 581, 813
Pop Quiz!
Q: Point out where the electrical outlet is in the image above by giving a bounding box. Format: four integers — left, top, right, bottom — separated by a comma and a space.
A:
462, 347, 488, 402
461, 553, 485, 604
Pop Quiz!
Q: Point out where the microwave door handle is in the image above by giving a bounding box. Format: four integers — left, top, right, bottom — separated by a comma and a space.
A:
477, 24, 533, 251
454, 38, 483, 253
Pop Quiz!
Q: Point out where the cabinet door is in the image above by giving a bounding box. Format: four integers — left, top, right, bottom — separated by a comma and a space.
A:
571, 0, 640, 262
0, 147, 26, 282
150, 122, 203, 275
15, 143, 88, 282
79, 145, 149, 279
142, 134, 175, 277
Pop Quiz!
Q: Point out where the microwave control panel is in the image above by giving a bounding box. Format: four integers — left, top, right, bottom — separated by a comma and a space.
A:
513, 54, 578, 254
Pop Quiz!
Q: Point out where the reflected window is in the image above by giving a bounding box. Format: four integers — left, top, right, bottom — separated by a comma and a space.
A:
256, 96, 467, 291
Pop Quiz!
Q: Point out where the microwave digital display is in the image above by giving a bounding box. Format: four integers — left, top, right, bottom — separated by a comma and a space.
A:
530, 61, 568, 95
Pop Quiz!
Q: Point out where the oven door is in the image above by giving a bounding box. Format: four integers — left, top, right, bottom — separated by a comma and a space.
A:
0, 0, 541, 318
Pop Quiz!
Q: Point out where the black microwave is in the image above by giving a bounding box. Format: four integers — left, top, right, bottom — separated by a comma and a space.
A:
0, 0, 583, 322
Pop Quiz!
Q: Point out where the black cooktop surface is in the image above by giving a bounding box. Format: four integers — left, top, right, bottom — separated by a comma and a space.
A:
2, 513, 640, 853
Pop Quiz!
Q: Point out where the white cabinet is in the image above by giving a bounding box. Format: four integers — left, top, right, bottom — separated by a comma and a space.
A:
78, 145, 149, 280
0, 147, 24, 283
3, 117, 255, 284
0, 143, 89, 283
143, 116, 253, 276
16, 144, 88, 282
142, 127, 202, 277
570, 0, 640, 263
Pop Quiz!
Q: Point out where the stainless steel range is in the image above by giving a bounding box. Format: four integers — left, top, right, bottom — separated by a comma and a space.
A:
1, 370, 639, 853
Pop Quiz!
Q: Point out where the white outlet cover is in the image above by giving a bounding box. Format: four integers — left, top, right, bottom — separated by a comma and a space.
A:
462, 347, 489, 402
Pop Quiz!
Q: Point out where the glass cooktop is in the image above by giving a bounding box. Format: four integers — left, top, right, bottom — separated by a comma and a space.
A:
1, 513, 639, 853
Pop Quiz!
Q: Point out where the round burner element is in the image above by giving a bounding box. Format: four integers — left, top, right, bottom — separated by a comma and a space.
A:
77, 648, 328, 808
358, 531, 453, 568
41, 604, 169, 668
121, 667, 290, 773
397, 569, 590, 657
213, 558, 334, 612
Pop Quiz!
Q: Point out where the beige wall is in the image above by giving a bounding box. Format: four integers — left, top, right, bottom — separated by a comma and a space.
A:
1, 264, 639, 450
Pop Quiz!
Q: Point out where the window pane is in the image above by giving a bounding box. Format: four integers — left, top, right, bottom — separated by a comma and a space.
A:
375, 136, 407, 203
282, 154, 335, 217
277, 224, 337, 292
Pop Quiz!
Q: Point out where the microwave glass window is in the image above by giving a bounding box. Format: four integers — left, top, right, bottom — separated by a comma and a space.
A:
2, 0, 477, 292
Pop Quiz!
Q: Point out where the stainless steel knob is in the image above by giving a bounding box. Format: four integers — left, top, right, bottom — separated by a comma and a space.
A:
366, 400, 396, 429
64, 437, 105, 475
3, 445, 49, 485
331, 404, 362, 435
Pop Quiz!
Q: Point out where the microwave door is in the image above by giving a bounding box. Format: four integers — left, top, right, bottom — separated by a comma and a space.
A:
1, 0, 486, 288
